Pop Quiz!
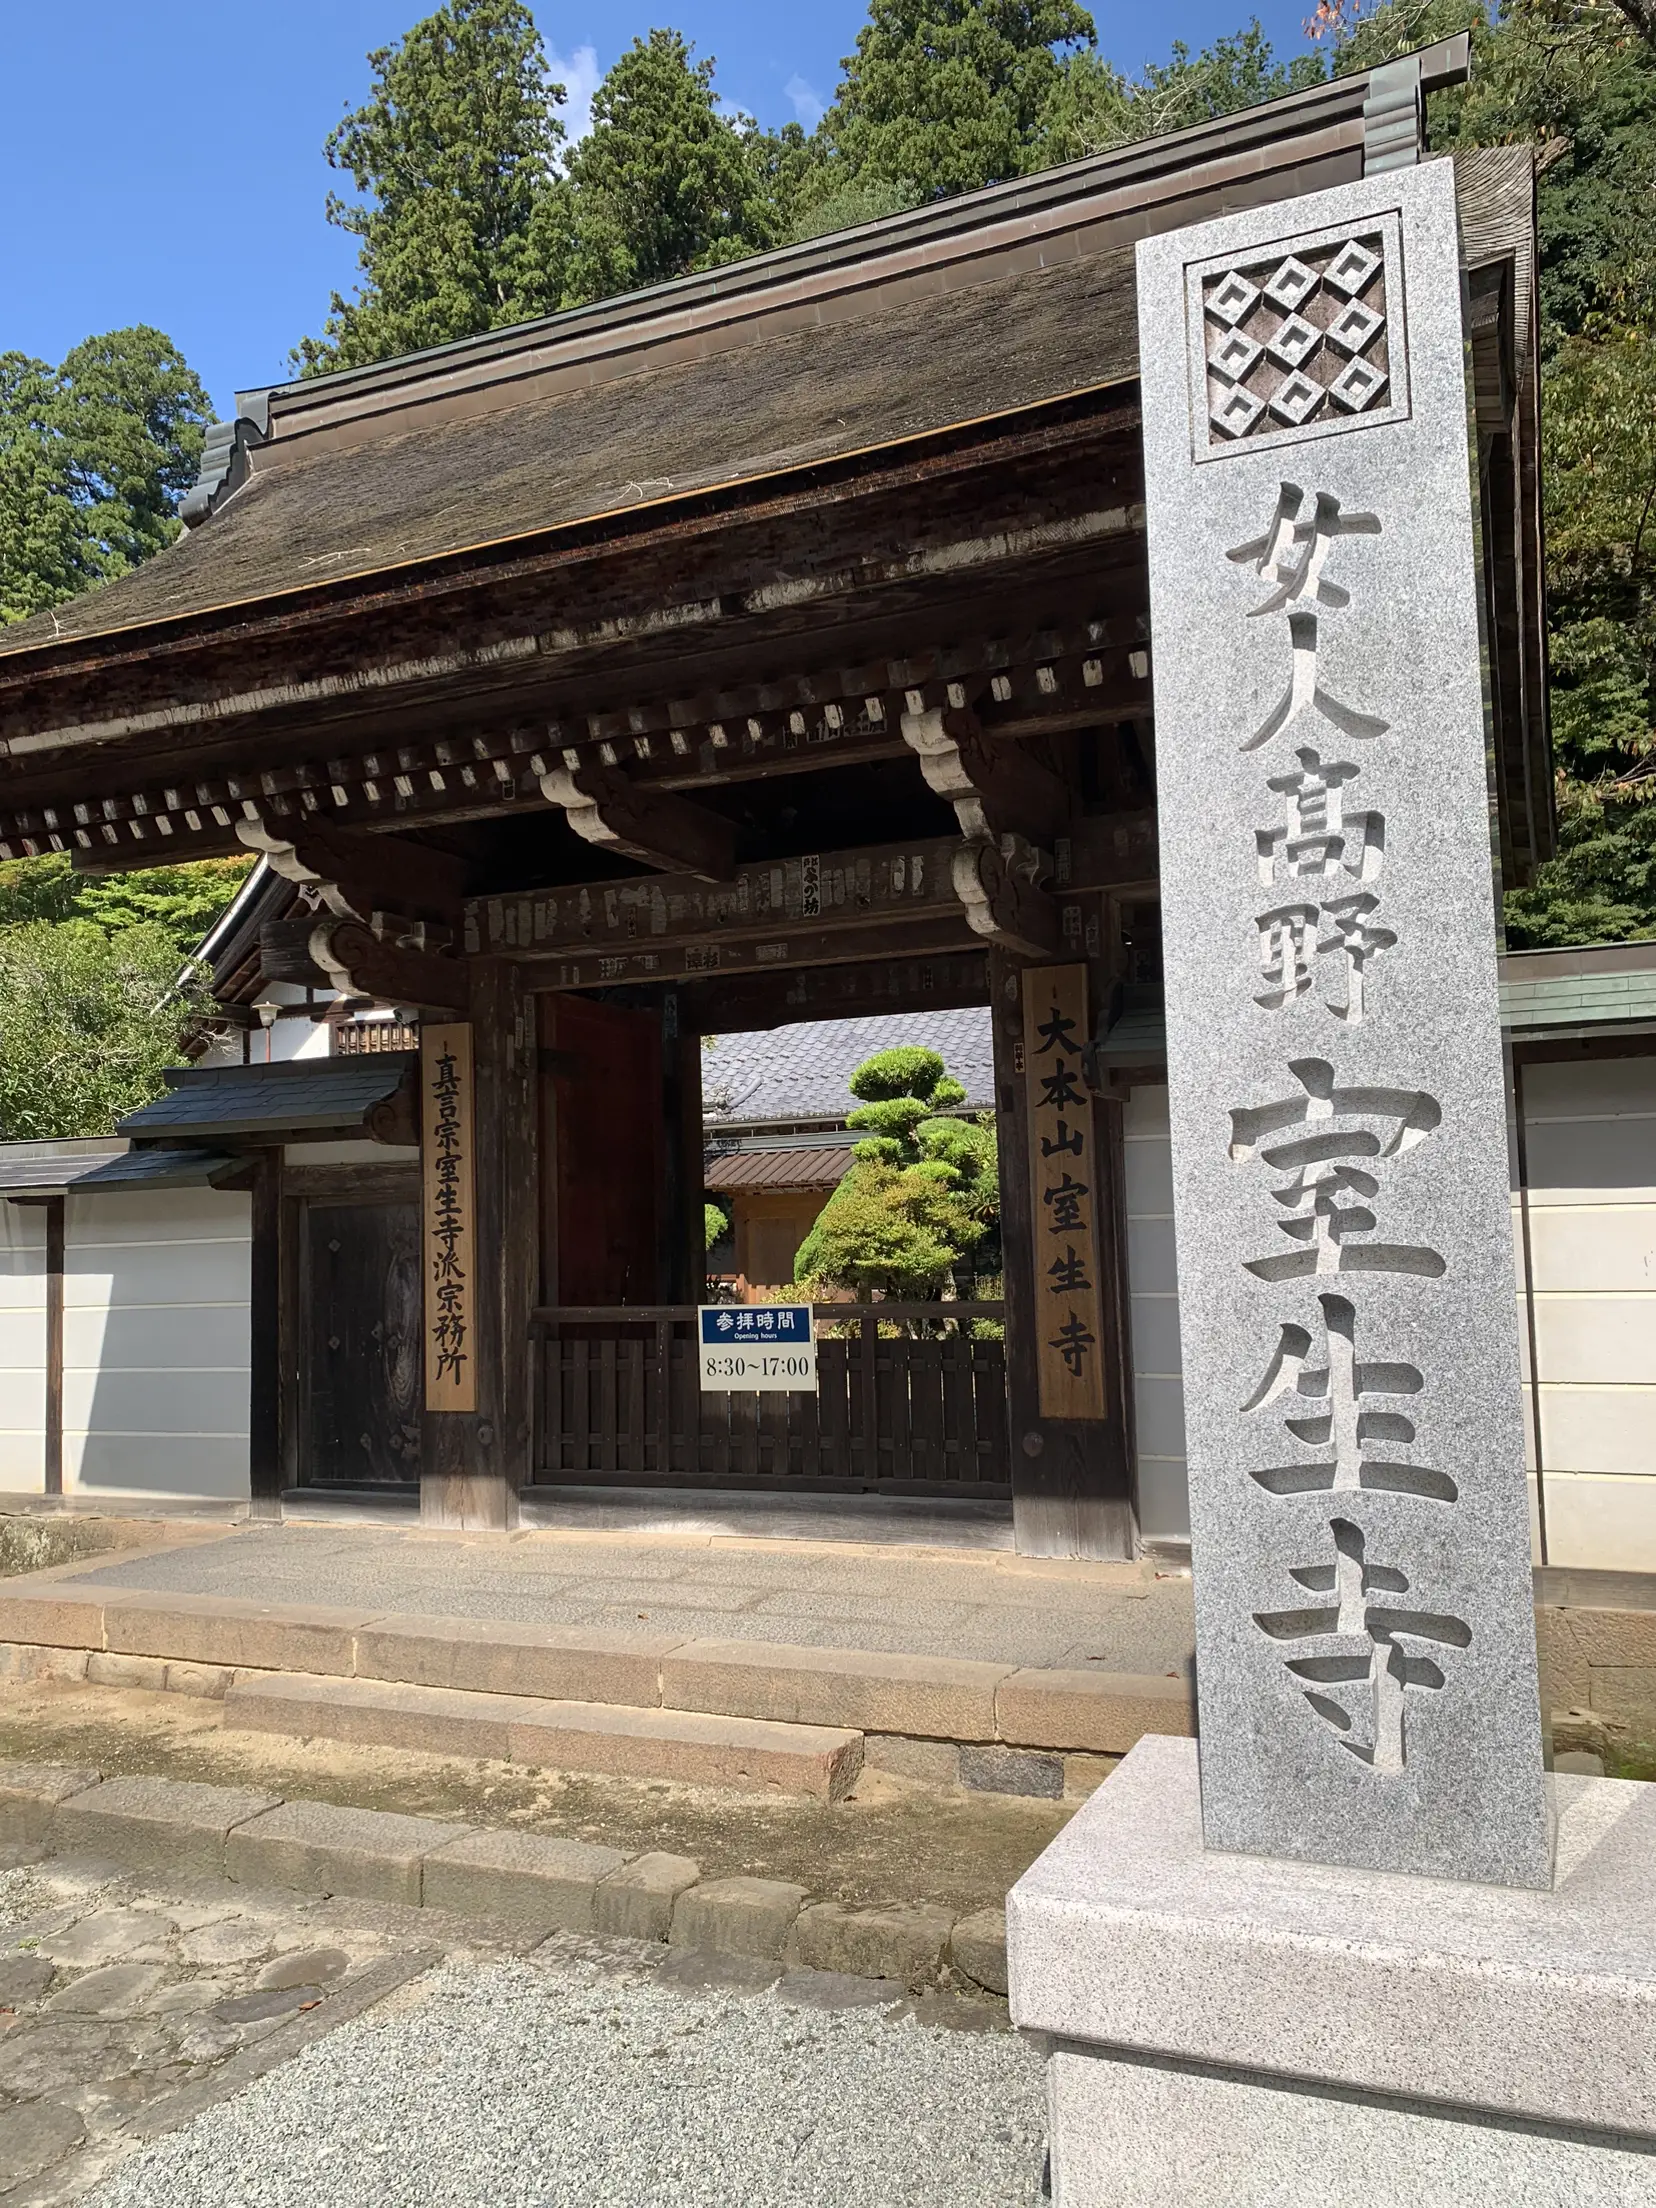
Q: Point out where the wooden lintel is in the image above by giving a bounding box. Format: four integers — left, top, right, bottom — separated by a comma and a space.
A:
515, 913, 976, 992
681, 948, 989, 1034
540, 759, 735, 881
470, 837, 963, 964
310, 916, 469, 1015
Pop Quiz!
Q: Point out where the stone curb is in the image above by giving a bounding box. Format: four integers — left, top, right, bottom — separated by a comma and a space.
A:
0, 1580, 1199, 1767
0, 1760, 1009, 1998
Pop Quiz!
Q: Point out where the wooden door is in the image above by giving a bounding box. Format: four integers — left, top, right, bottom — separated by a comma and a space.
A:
303, 1200, 422, 1484
542, 995, 663, 1305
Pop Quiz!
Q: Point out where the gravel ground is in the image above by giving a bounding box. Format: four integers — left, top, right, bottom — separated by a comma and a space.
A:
83, 1948, 1049, 2208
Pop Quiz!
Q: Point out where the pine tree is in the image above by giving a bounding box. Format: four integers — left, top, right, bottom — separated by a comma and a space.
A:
811, 0, 1097, 211
1, 330, 208, 625
296, 0, 570, 374
560, 31, 778, 305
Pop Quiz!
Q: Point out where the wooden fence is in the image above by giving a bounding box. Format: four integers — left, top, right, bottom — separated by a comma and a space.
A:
528, 1304, 1009, 1495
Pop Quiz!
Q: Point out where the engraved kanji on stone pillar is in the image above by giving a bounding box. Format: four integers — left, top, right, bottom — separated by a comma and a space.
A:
1138, 162, 1551, 1890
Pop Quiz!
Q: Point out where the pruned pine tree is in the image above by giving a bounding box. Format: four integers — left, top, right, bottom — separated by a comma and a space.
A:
795, 1046, 999, 1300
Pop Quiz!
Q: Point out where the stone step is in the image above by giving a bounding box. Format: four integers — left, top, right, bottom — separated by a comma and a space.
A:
0, 1580, 1197, 1767
222, 1671, 865, 1801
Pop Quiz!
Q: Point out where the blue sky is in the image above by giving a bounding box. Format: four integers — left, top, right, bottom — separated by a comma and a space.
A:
1, 0, 1313, 418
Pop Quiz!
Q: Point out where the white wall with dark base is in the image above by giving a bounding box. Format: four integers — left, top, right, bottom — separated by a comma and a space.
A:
1127, 1064, 1656, 1569
63, 1189, 251, 1505
0, 1202, 46, 1493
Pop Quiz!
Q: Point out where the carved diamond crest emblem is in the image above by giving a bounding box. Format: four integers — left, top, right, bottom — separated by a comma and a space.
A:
1190, 218, 1406, 456
1266, 314, 1322, 371
1268, 371, 1325, 427
1211, 329, 1263, 382
1211, 383, 1267, 439
1328, 356, 1388, 412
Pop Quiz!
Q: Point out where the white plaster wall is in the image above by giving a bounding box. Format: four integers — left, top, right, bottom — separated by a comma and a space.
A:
0, 1201, 46, 1493
1123, 1084, 1188, 1542
1125, 1061, 1656, 1566
1519, 1058, 1656, 1570
64, 1188, 251, 1504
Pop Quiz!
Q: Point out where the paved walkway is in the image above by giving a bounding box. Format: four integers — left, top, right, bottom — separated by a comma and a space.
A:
62, 1524, 1197, 1677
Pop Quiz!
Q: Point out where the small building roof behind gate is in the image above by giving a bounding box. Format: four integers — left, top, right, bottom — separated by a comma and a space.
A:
116, 1055, 415, 1142
703, 1008, 994, 1130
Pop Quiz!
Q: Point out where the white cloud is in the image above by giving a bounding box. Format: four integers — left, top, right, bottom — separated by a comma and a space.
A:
784, 73, 825, 130
549, 44, 602, 146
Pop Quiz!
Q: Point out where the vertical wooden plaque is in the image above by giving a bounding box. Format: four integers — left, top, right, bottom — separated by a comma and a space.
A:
421, 1021, 477, 1412
1024, 964, 1108, 1420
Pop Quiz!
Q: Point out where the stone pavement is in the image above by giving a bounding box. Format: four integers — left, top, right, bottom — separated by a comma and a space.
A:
55, 1523, 1196, 1676
0, 1849, 1038, 2207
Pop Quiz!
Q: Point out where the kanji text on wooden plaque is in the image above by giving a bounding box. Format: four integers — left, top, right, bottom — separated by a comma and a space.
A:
1024, 964, 1107, 1420
421, 1022, 477, 1412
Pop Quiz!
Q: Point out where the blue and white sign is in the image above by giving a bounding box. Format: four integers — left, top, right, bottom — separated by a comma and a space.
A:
697, 1304, 817, 1391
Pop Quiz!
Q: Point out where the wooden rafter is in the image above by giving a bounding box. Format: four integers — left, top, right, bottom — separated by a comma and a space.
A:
1, 614, 1149, 867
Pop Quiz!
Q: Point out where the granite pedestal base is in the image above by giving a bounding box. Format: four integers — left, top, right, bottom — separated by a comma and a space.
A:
1007, 1738, 1656, 2207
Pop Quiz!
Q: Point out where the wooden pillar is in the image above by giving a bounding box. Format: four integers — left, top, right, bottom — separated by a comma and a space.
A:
989, 947, 1136, 1559
43, 1196, 64, 1500
663, 989, 705, 1303
421, 958, 537, 1529
248, 1150, 283, 1519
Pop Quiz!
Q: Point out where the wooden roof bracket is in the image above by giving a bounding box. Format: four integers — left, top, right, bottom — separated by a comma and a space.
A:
902, 698, 1064, 956
539, 756, 736, 880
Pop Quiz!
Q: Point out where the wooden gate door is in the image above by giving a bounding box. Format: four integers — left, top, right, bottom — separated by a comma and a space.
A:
302, 1200, 422, 1485
542, 994, 663, 1305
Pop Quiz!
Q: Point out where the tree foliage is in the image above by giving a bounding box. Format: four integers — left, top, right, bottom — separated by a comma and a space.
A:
561, 31, 778, 302
1405, 0, 1656, 941
0, 329, 208, 626
0, 922, 206, 1141
0, 856, 254, 950
795, 1045, 998, 1297
296, 0, 570, 372
808, 0, 1095, 208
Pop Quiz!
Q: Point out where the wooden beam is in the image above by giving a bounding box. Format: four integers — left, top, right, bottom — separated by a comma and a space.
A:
539, 758, 735, 881
309, 916, 470, 1015
515, 913, 977, 992
6, 617, 1147, 865
681, 947, 989, 1033
471, 837, 968, 965
236, 817, 465, 927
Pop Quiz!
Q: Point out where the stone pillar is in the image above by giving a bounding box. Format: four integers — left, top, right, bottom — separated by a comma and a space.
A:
1142, 157, 1547, 1887
1007, 163, 1656, 2208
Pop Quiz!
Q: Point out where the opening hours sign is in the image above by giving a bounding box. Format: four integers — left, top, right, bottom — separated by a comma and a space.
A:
698, 1305, 817, 1391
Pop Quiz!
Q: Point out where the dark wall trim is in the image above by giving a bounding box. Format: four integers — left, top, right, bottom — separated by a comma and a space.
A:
43, 1196, 63, 1499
